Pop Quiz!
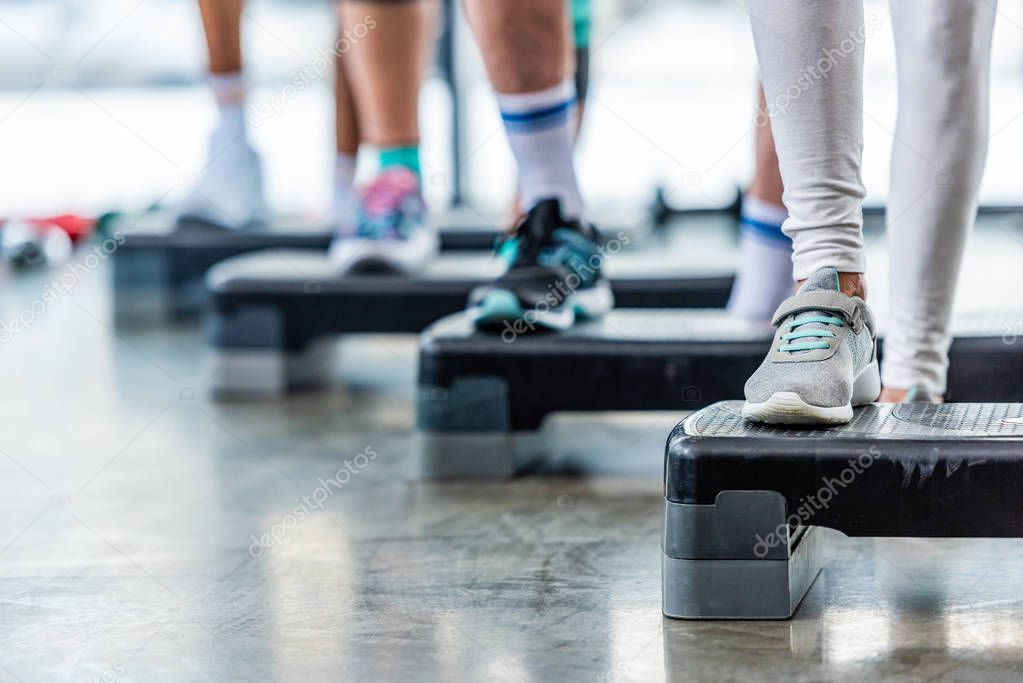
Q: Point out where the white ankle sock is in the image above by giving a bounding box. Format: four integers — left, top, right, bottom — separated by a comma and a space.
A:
726, 196, 793, 322
209, 72, 247, 141
334, 152, 358, 209
495, 80, 584, 220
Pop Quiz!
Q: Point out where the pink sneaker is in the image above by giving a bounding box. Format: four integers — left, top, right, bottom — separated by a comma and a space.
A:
328, 167, 437, 274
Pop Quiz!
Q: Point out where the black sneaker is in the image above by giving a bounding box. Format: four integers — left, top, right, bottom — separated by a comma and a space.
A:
467, 198, 614, 332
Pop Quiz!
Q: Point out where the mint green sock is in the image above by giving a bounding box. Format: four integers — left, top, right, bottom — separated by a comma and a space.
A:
379, 146, 420, 179
571, 0, 591, 49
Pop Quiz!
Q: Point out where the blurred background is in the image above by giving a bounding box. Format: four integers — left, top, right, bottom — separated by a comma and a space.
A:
4, 0, 1023, 222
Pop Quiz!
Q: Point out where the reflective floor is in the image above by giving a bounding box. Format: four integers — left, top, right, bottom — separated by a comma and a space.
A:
2, 256, 1023, 683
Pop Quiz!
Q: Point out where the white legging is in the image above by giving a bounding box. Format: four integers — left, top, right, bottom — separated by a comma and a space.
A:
751, 0, 996, 393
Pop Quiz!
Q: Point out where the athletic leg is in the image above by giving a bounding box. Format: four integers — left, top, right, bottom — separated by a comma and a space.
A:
340, 0, 435, 151
742, 1, 880, 424
197, 0, 242, 74
332, 1, 362, 231
752, 1, 868, 286
879, 0, 996, 401
726, 83, 792, 321
328, 0, 440, 273
463, 0, 611, 331
178, 0, 268, 229
506, 0, 589, 226
464, 0, 582, 219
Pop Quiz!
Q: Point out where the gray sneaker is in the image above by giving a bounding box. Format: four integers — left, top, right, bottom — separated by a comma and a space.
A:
743, 266, 880, 425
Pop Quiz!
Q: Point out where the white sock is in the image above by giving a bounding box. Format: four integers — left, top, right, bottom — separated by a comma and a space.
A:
209, 72, 247, 142
726, 196, 793, 321
495, 80, 584, 220
334, 152, 358, 211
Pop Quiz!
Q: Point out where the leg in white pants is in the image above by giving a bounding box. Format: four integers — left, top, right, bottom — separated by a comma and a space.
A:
883, 0, 996, 395
749, 0, 868, 279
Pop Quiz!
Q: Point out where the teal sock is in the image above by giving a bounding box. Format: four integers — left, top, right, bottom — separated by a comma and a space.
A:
379, 146, 420, 179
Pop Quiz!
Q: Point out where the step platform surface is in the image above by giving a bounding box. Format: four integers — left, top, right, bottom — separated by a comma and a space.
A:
417, 309, 1023, 477
208, 255, 736, 396
662, 401, 1023, 619
112, 209, 503, 324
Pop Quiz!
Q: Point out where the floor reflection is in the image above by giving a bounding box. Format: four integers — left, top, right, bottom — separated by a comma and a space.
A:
664, 537, 1023, 681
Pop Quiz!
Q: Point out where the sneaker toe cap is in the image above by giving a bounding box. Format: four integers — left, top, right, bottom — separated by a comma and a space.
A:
744, 362, 853, 408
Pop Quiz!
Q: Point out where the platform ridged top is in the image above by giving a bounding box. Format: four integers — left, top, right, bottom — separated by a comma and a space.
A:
427, 310, 1022, 344
683, 401, 1023, 439
428, 309, 773, 342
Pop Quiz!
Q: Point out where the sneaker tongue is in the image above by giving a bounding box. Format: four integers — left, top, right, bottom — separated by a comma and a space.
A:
798, 266, 841, 294
527, 198, 565, 228
518, 199, 569, 248
509, 200, 560, 265
783, 267, 842, 356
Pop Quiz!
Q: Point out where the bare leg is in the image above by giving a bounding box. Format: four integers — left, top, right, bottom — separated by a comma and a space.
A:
463, 0, 568, 94
334, 4, 361, 157
339, 0, 438, 149
726, 84, 792, 321
179, 0, 267, 228
463, 0, 584, 219
327, 0, 440, 274
331, 3, 362, 225
197, 0, 244, 74
748, 85, 783, 206
506, 0, 584, 227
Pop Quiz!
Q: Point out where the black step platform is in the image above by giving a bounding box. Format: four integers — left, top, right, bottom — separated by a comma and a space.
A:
416, 309, 1023, 477
662, 401, 1023, 619
112, 209, 507, 325
207, 255, 735, 396
112, 206, 658, 325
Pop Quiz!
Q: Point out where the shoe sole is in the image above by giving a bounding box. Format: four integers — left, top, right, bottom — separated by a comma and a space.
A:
742, 358, 881, 426
469, 282, 614, 333
328, 229, 438, 276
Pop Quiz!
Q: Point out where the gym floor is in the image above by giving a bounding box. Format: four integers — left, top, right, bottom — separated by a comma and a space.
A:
2, 221, 1023, 682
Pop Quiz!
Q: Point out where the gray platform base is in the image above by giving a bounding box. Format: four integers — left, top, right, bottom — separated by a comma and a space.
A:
113, 285, 172, 327
662, 525, 826, 620
414, 430, 543, 478
112, 247, 174, 327
210, 341, 334, 397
